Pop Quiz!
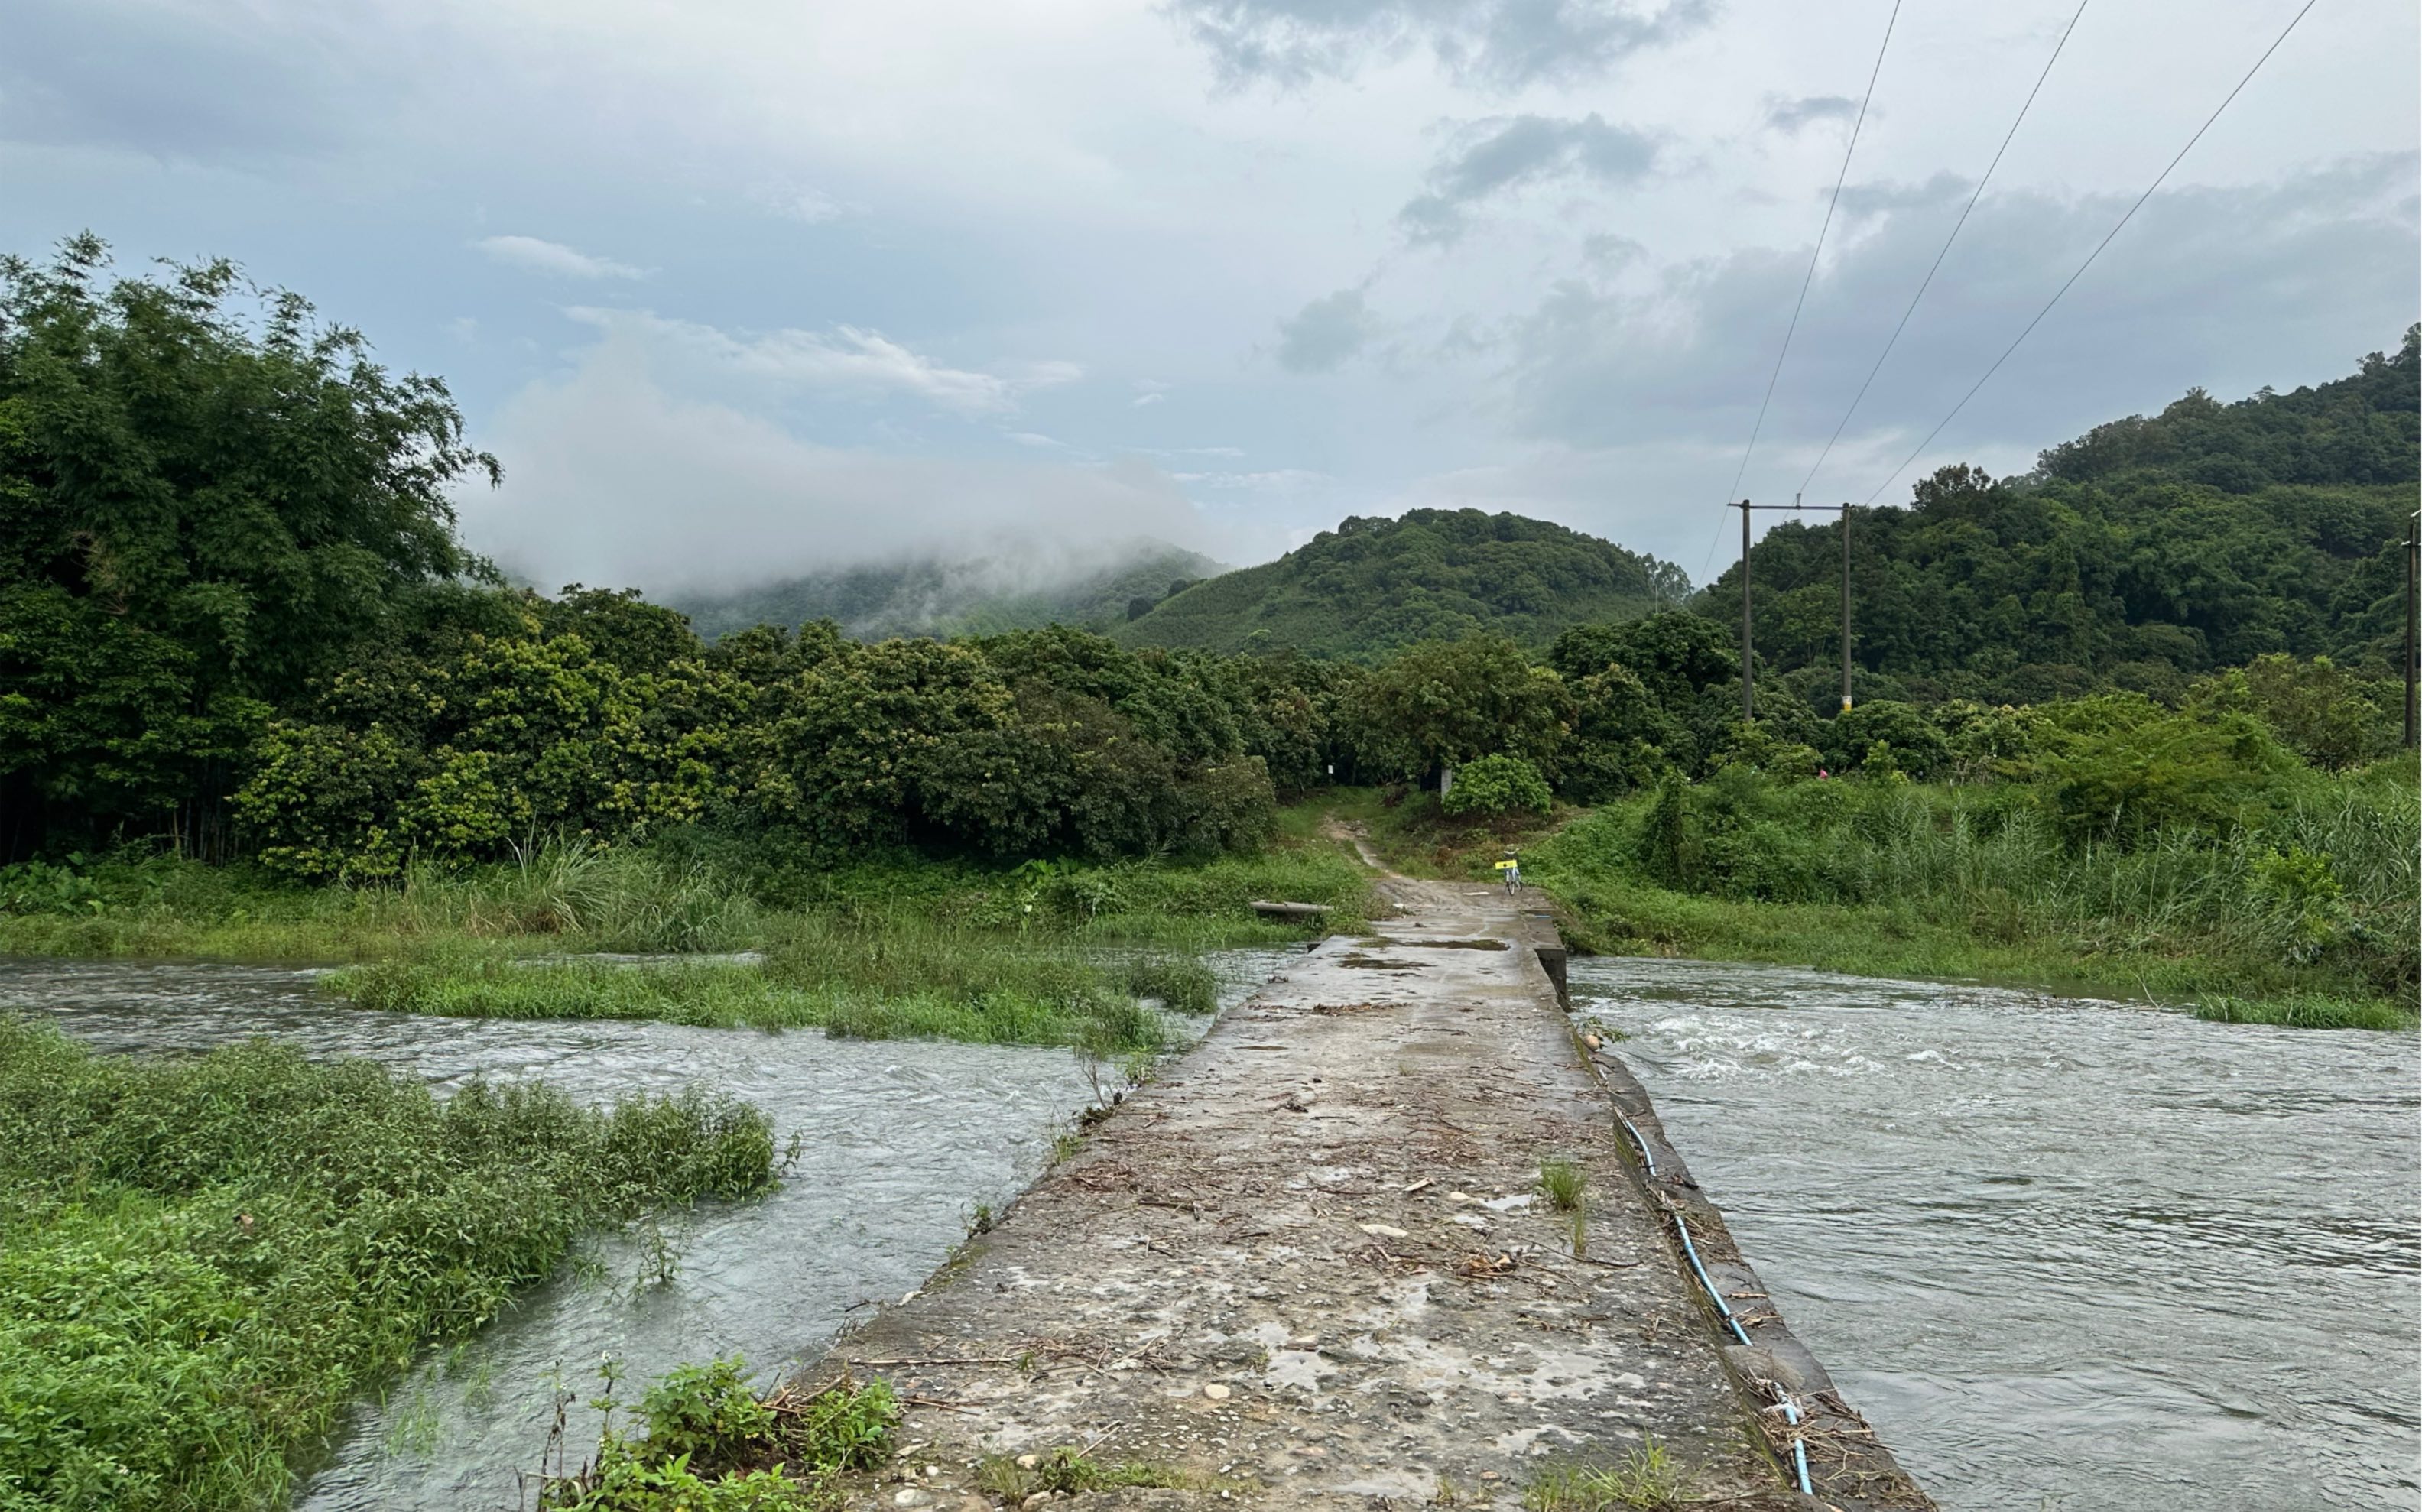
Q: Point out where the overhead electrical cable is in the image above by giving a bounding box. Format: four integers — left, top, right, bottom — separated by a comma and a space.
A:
1857, 0, 2321, 508
1797, 0, 2091, 498
1698, 0, 1902, 587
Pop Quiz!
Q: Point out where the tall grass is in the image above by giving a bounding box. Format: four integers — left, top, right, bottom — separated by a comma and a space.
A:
0, 838, 1369, 964
0, 843, 761, 962
0, 1017, 776, 1511
1532, 761, 2419, 1027
324, 915, 1222, 1050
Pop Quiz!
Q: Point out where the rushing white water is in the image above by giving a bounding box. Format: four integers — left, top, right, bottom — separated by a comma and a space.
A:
1570, 956, 2422, 1512
0, 950, 1291, 1510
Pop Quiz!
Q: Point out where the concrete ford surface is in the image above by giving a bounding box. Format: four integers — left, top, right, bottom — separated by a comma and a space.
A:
801, 874, 1930, 1512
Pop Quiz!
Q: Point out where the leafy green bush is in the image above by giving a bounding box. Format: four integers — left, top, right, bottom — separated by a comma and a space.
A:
0, 1021, 776, 1511
537, 1364, 896, 1510
1443, 754, 1554, 817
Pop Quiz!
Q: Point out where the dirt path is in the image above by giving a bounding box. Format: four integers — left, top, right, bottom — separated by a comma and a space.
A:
807, 867, 1923, 1511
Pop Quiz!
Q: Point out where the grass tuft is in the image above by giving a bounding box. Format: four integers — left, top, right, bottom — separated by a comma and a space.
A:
974, 1447, 1236, 1496
2193, 994, 2418, 1031
1523, 1439, 1690, 1511
1538, 1157, 1587, 1212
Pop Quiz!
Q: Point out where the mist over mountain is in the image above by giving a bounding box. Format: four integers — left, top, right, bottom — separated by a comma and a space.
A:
668, 540, 1230, 641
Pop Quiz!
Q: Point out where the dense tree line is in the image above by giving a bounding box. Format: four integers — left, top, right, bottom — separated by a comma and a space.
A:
1713, 329, 2420, 710
2, 245, 2411, 874
0, 238, 498, 860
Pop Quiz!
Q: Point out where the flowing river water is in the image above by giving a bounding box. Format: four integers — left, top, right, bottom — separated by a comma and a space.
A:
1569, 957, 2422, 1512
0, 951, 1289, 1510
5, 952, 2414, 1510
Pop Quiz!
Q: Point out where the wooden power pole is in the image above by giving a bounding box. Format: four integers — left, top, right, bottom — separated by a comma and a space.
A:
1731, 497, 1855, 723
2405, 508, 2418, 750
1840, 503, 1853, 713
1739, 501, 1754, 720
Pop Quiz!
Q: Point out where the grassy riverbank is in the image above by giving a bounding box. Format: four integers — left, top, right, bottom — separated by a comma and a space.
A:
1313, 767, 2420, 1031
328, 926, 1221, 1050
0, 1019, 777, 1511
0, 840, 1370, 1048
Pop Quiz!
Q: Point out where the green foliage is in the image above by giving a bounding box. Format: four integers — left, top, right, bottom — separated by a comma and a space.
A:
540, 1443, 822, 1512
1534, 748, 2420, 1023
320, 907, 1243, 1051
541, 1366, 897, 1512
0, 237, 498, 853
236, 621, 1290, 877
0, 1020, 776, 1511
2186, 652, 2397, 771
1351, 634, 1572, 780
2193, 994, 2416, 1032
1821, 700, 1951, 779
1118, 508, 1687, 658
1442, 754, 1554, 817
972, 1448, 1214, 1496
1632, 774, 1700, 891
1537, 1157, 1586, 1212
1523, 1439, 1690, 1510
1712, 329, 2420, 702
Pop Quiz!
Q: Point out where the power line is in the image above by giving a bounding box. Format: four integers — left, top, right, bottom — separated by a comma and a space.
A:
1798, 0, 2091, 499
1858, 0, 2321, 508
1697, 0, 1902, 586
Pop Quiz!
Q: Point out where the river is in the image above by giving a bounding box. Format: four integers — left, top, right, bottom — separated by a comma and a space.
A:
1570, 956, 2422, 1512
0, 950, 1291, 1510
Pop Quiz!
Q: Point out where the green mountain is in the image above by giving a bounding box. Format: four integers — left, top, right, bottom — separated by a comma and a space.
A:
1717, 326, 2420, 707
669, 544, 1229, 641
1113, 509, 1691, 659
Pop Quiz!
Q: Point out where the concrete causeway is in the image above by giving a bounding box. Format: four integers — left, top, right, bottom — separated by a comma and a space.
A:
808, 876, 1931, 1512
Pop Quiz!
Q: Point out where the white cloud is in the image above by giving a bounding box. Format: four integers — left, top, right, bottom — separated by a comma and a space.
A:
472, 234, 643, 280
747, 179, 851, 223
465, 328, 1209, 596
564, 308, 1070, 416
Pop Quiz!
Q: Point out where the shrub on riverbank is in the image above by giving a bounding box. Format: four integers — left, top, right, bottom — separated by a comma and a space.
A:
0, 1020, 777, 1510
537, 1361, 898, 1511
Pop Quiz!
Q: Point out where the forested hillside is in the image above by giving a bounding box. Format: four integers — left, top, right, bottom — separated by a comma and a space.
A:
1720, 328, 2420, 711
1115, 508, 1690, 659
670, 544, 1227, 642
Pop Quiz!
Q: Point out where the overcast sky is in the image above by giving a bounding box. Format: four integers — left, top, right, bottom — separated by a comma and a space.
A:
5, 0, 2415, 595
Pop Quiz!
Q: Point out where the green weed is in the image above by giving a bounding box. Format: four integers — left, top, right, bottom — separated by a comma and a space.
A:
1523, 1439, 1691, 1510
1538, 1157, 1587, 1212
2194, 994, 2418, 1030
538, 1363, 895, 1510
973, 1448, 1226, 1496
0, 1018, 776, 1512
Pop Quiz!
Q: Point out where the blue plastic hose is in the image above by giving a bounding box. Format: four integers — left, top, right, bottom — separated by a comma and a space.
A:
1771, 1385, 1816, 1495
1615, 1111, 1658, 1177
1673, 1215, 1752, 1346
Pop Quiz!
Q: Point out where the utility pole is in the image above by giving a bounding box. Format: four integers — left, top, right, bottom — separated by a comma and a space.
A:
1731, 497, 1852, 723
2405, 508, 2418, 750
1840, 503, 1853, 713
1739, 500, 1754, 720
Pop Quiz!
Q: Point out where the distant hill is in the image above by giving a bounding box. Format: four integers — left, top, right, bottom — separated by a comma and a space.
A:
1717, 326, 2420, 706
670, 544, 1229, 641
1113, 509, 1690, 659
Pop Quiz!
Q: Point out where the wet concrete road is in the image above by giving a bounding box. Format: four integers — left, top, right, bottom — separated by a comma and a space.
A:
807, 881, 1926, 1511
